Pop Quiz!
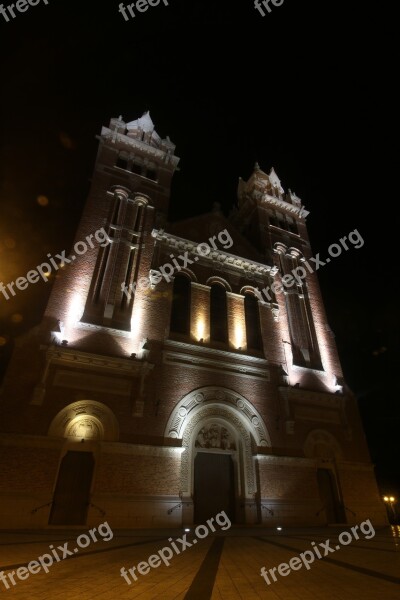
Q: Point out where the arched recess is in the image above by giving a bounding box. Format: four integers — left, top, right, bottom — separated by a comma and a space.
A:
304, 430, 343, 461
304, 430, 345, 524
165, 387, 271, 499
170, 273, 191, 335
48, 400, 119, 442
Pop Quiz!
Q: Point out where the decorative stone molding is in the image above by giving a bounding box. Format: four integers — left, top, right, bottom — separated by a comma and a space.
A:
165, 387, 271, 500
165, 386, 271, 447
206, 276, 232, 292
151, 230, 274, 279
163, 341, 270, 382
260, 193, 309, 218
46, 346, 146, 373
48, 400, 119, 442
303, 429, 343, 461
195, 423, 236, 450
180, 405, 256, 496
101, 126, 180, 168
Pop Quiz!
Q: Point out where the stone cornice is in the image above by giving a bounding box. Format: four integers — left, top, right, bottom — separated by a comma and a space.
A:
261, 193, 309, 218
100, 126, 180, 168
163, 349, 270, 381
76, 321, 132, 339
164, 338, 269, 367
151, 229, 274, 278
46, 346, 147, 375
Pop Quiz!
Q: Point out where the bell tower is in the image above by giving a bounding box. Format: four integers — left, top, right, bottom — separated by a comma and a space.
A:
44, 111, 180, 336
231, 162, 339, 379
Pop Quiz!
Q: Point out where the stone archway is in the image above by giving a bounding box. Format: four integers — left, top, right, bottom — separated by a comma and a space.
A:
304, 430, 345, 523
165, 387, 271, 524
304, 429, 343, 461
47, 401, 119, 526
48, 400, 119, 442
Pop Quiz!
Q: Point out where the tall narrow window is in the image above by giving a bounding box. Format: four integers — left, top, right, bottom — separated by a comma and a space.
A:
133, 204, 144, 231
244, 293, 263, 351
120, 248, 136, 310
281, 252, 322, 369
111, 194, 121, 224
93, 240, 112, 305
210, 283, 228, 343
170, 275, 191, 335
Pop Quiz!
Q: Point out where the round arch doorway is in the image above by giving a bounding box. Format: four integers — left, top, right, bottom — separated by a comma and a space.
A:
164, 386, 272, 525
193, 421, 237, 524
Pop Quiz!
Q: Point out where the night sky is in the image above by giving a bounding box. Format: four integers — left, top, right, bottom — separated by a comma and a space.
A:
0, 1, 398, 497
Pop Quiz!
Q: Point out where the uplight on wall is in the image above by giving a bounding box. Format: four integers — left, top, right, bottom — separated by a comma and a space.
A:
64, 292, 84, 339
196, 318, 205, 342
234, 323, 245, 350
130, 305, 143, 354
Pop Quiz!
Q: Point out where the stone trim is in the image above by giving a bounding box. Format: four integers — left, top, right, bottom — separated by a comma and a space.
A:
256, 455, 316, 467
164, 386, 271, 447
151, 229, 274, 278
163, 350, 270, 382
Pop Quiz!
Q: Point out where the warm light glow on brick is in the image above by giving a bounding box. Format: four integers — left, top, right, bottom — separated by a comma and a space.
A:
66, 293, 84, 328
227, 293, 246, 351
196, 318, 205, 342
190, 283, 210, 343
130, 304, 144, 354
234, 323, 245, 349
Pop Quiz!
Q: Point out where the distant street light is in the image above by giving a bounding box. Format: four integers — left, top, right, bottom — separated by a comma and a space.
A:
383, 495, 398, 523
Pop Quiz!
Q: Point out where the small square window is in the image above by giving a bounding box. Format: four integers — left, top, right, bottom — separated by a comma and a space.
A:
116, 157, 128, 170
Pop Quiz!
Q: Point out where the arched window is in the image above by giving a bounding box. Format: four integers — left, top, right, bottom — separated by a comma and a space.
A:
170, 275, 191, 335
244, 293, 263, 351
210, 283, 228, 343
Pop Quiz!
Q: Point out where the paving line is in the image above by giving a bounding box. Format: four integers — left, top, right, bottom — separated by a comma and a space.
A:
183, 537, 225, 599
254, 536, 400, 585
1, 537, 167, 572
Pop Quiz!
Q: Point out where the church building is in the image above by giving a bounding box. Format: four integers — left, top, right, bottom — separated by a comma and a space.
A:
0, 111, 386, 529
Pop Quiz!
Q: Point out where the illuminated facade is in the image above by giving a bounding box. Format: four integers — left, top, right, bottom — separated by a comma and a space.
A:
0, 112, 387, 528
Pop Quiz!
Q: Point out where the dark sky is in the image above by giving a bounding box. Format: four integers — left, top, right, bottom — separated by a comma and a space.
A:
0, 1, 398, 495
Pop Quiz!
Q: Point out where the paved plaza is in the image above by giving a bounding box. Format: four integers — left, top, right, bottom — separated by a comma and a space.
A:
0, 525, 399, 599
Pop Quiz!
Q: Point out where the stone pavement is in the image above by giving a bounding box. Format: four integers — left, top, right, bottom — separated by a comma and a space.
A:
0, 525, 399, 599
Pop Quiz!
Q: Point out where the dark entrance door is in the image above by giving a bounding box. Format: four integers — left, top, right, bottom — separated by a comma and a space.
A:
317, 468, 345, 524
194, 452, 235, 523
49, 451, 94, 525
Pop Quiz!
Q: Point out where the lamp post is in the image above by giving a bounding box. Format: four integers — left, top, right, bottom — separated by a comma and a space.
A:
383, 496, 397, 523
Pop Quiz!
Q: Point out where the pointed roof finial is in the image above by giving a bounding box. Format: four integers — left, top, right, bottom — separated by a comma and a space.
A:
126, 111, 154, 133
254, 161, 261, 171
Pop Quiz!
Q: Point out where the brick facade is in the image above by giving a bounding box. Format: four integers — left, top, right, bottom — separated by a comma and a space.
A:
0, 112, 387, 529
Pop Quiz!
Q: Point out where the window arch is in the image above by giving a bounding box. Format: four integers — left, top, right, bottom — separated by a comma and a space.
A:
170, 274, 191, 335
210, 283, 228, 343
244, 293, 263, 351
